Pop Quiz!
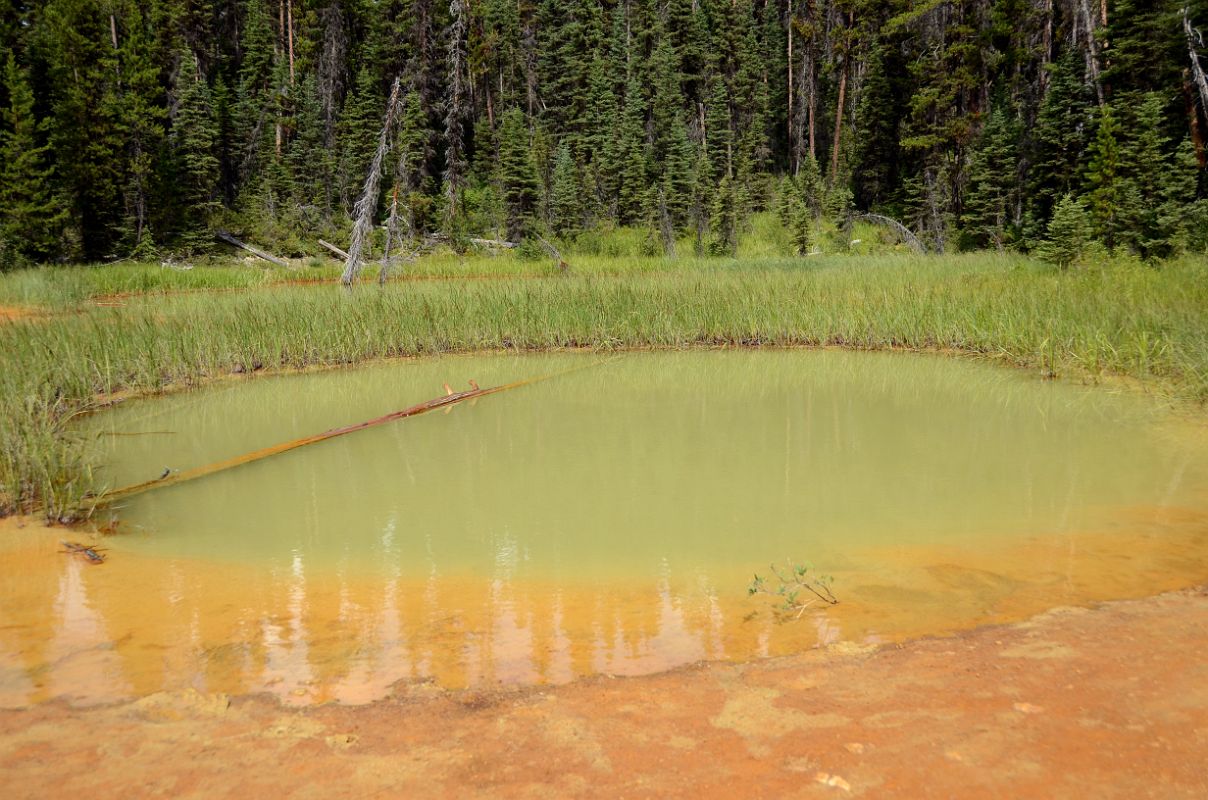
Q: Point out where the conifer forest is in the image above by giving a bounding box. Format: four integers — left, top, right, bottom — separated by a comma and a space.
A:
2, 0, 1208, 265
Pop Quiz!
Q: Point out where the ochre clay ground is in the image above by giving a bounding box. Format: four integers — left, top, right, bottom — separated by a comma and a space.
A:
1, 587, 1205, 798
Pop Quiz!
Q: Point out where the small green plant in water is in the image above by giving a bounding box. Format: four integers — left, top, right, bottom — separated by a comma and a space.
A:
748, 560, 839, 619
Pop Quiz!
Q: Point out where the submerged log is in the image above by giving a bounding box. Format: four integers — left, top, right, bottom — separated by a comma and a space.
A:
216, 231, 290, 267
104, 378, 539, 503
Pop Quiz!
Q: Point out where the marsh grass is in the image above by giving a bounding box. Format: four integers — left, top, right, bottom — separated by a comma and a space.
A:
1, 251, 1206, 518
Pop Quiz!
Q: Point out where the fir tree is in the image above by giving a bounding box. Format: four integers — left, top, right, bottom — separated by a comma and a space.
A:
0, 53, 65, 263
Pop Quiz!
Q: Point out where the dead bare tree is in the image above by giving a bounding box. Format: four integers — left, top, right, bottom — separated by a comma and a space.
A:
852, 214, 927, 253
444, 0, 469, 219
1186, 8, 1208, 123
342, 77, 402, 286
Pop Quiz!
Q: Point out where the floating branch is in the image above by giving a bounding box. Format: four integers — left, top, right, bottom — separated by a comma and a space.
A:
216, 231, 290, 267
749, 559, 838, 619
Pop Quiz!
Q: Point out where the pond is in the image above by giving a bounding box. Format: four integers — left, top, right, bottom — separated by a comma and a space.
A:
2, 350, 1207, 706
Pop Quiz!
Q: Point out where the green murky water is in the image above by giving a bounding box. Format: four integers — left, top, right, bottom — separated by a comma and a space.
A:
5, 350, 1208, 706
96, 351, 1206, 569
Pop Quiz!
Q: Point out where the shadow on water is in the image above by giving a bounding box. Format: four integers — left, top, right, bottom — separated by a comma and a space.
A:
2, 350, 1207, 706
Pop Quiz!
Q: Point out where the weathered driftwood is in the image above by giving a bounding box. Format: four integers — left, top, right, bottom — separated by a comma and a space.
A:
318, 239, 351, 260
216, 230, 290, 267
103, 379, 538, 503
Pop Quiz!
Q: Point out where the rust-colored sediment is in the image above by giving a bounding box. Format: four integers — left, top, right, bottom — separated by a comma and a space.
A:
2, 587, 1206, 797
0, 305, 42, 323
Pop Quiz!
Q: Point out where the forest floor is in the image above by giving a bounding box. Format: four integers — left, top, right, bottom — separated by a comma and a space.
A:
2, 579, 1205, 798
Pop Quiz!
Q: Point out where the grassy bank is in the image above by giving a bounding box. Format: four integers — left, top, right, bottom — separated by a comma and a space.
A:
2, 251, 1206, 519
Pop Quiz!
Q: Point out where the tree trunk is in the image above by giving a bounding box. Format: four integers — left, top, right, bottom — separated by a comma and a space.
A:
1077, 0, 1105, 105
830, 62, 846, 182
1184, 73, 1206, 167
787, 0, 794, 166
1186, 6, 1208, 146
286, 0, 296, 85
806, 47, 816, 160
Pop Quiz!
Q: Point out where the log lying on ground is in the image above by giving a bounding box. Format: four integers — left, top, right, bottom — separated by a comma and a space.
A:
317, 239, 351, 260
103, 378, 540, 503
850, 214, 927, 254
469, 237, 518, 249
216, 231, 291, 267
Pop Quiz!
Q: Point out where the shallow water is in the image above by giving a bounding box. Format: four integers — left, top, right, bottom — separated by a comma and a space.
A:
3, 350, 1208, 706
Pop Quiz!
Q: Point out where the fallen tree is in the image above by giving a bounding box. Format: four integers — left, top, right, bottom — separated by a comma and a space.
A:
216, 231, 290, 267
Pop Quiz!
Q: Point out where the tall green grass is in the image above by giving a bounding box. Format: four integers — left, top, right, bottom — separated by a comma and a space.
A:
1, 252, 1206, 518
0, 215, 916, 309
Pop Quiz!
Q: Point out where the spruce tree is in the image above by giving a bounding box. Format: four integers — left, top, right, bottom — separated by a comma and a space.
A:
1118, 94, 1174, 255
704, 72, 733, 182
548, 141, 582, 235
1158, 138, 1208, 254
40, 0, 125, 258
1083, 105, 1126, 250
789, 178, 813, 256
396, 90, 433, 235
114, 4, 167, 255
1025, 51, 1093, 242
1039, 194, 1093, 268
710, 175, 741, 257
961, 106, 1020, 250
496, 108, 539, 241
288, 74, 333, 213
852, 44, 903, 211
615, 72, 650, 224
0, 53, 65, 263
337, 69, 384, 212
172, 49, 221, 251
